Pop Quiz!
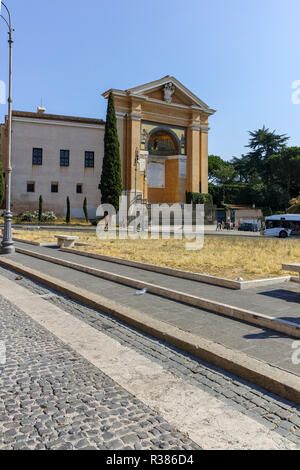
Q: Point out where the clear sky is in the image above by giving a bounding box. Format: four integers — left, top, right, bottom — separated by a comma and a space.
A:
0, 0, 300, 161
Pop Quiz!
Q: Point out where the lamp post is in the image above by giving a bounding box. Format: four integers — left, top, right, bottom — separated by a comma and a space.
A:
0, 1, 15, 254
143, 168, 147, 202
134, 147, 139, 201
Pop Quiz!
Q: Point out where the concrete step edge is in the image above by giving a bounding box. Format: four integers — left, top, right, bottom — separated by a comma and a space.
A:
13, 246, 300, 340
0, 255, 299, 404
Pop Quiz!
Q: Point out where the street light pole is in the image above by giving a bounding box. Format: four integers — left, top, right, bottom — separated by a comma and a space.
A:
134, 147, 139, 201
0, 1, 15, 254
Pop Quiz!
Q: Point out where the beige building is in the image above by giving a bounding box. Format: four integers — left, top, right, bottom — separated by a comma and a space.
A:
1, 111, 105, 218
229, 205, 263, 228
1, 76, 215, 217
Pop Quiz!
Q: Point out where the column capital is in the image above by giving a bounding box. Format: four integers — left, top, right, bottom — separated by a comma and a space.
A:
115, 112, 127, 120
127, 113, 141, 121
189, 124, 201, 131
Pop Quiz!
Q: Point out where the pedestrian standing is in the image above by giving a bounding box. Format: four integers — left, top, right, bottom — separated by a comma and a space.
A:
104, 212, 110, 232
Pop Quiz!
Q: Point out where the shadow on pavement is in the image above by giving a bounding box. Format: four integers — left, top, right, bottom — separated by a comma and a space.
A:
259, 289, 300, 304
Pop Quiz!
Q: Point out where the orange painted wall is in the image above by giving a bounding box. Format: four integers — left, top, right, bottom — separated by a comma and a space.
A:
148, 159, 179, 203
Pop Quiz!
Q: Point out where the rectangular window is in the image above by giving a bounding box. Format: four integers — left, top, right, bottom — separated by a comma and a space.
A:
60, 150, 70, 167
32, 148, 43, 165
85, 151, 94, 168
76, 184, 82, 194
27, 182, 35, 193
51, 182, 59, 193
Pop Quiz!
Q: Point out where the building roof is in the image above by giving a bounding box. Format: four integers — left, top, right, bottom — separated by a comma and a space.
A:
226, 204, 259, 210
11, 110, 105, 126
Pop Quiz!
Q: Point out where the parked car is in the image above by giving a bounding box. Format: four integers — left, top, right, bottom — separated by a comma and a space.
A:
238, 223, 258, 232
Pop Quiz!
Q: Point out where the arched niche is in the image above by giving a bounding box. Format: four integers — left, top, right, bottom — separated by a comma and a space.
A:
146, 128, 180, 157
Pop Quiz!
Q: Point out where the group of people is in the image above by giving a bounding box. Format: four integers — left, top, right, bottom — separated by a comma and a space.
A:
216, 220, 235, 231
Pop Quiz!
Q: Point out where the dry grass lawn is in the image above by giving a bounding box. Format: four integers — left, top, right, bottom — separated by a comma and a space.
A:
11, 230, 300, 280
0, 217, 91, 226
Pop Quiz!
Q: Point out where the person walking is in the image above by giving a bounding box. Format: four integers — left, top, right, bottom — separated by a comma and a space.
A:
104, 211, 110, 232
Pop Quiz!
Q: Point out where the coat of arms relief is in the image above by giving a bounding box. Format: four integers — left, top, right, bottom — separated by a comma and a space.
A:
163, 82, 176, 103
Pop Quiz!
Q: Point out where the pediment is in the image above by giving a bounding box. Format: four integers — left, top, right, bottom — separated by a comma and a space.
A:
143, 87, 192, 106
126, 76, 215, 113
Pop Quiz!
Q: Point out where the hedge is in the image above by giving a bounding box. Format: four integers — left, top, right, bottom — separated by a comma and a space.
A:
186, 192, 213, 205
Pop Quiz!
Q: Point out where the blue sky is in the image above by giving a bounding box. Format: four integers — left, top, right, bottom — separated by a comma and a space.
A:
0, 0, 300, 160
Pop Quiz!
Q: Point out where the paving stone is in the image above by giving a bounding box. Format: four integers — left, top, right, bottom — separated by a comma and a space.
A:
102, 432, 114, 441
106, 439, 124, 449
289, 415, 300, 427
276, 427, 291, 438
121, 433, 140, 445
278, 420, 295, 432
4, 429, 17, 437
265, 413, 281, 424
274, 408, 293, 420
0, 291, 200, 451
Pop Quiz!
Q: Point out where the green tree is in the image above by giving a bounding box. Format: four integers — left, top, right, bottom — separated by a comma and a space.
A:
288, 192, 300, 214
264, 147, 300, 195
208, 155, 236, 185
232, 127, 289, 184
246, 125, 289, 159
38, 195, 43, 222
264, 185, 291, 211
231, 154, 254, 183
99, 92, 122, 211
227, 127, 298, 211
247, 126, 289, 185
66, 196, 70, 224
247, 173, 266, 207
83, 197, 89, 223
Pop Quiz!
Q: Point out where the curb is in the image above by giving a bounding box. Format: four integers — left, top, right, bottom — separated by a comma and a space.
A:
61, 247, 241, 290
12, 238, 91, 248
12, 238, 56, 247
14, 246, 300, 339
0, 256, 299, 404
61, 247, 291, 291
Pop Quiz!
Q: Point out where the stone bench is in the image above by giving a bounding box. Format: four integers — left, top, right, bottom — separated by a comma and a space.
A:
55, 235, 79, 248
282, 263, 300, 283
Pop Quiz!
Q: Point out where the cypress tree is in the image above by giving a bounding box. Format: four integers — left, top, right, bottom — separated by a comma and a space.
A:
38, 195, 43, 222
83, 197, 89, 223
99, 92, 122, 211
66, 196, 70, 224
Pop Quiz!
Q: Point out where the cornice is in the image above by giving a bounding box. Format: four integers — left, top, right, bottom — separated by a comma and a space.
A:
12, 116, 105, 130
104, 90, 215, 115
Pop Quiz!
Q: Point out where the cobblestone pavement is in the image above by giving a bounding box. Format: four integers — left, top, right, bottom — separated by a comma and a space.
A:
0, 294, 201, 451
0, 265, 299, 449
